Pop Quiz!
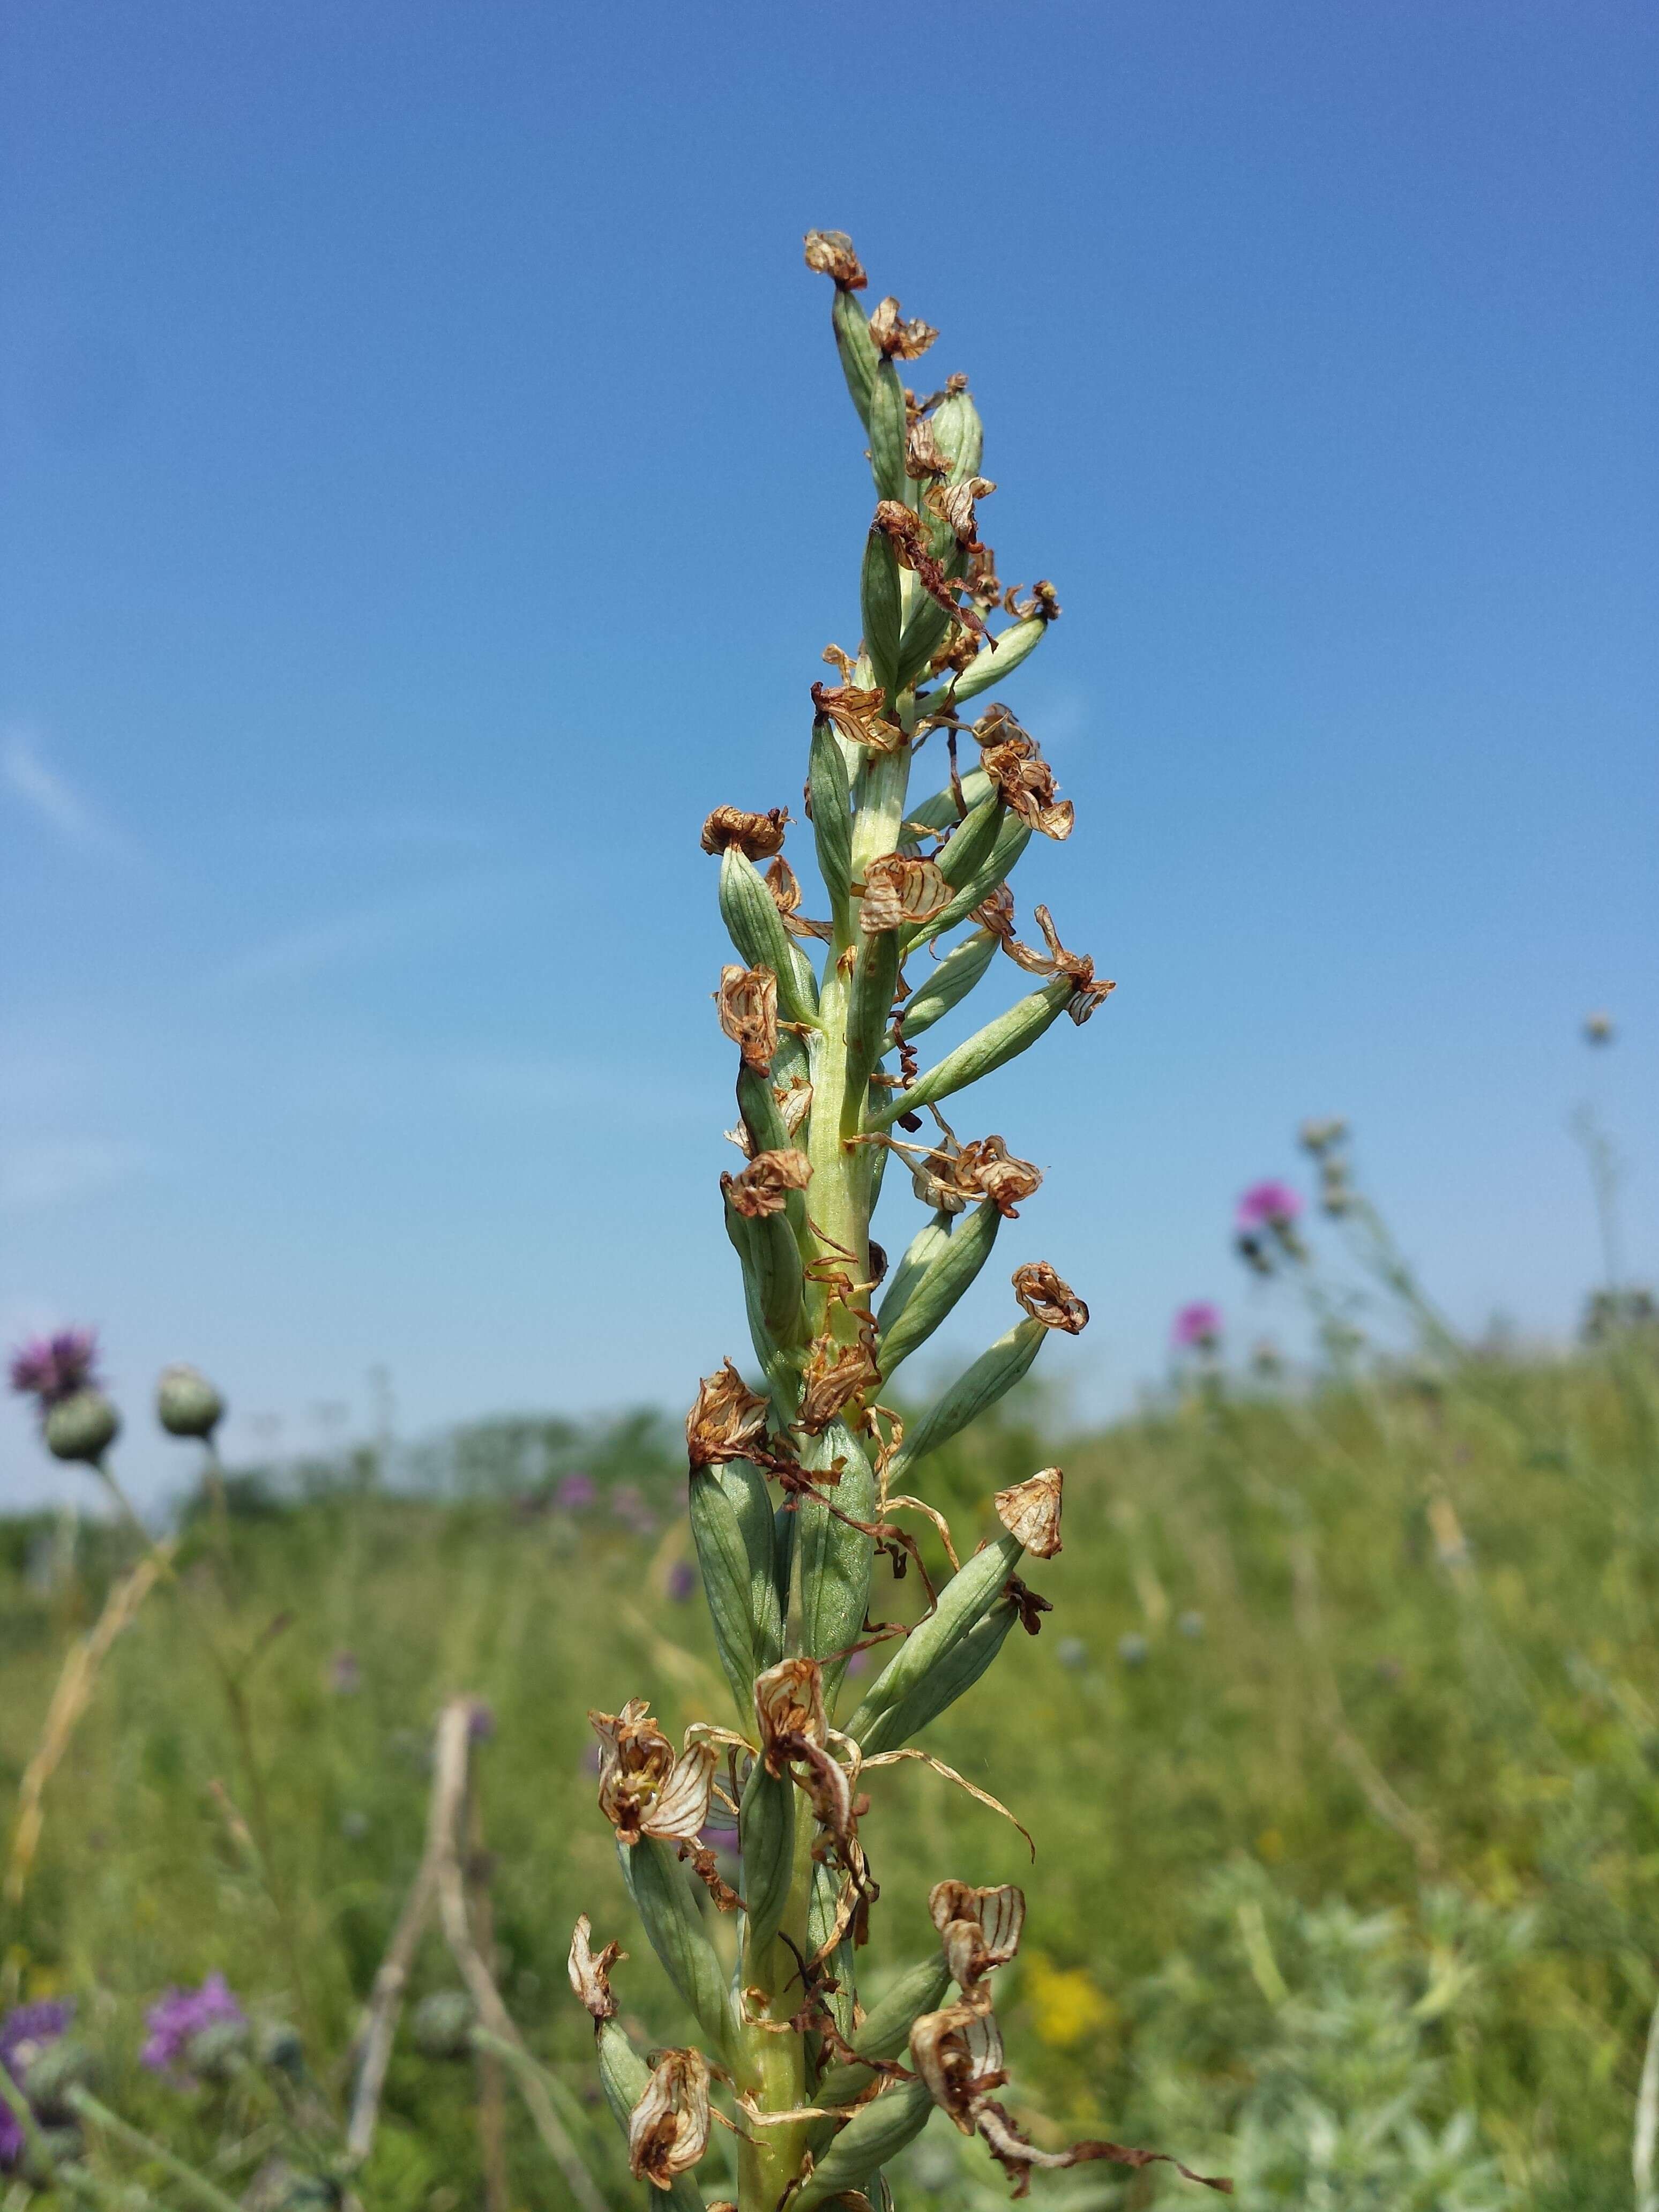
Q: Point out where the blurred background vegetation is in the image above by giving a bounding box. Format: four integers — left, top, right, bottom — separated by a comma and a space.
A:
4, 1314, 1658, 2208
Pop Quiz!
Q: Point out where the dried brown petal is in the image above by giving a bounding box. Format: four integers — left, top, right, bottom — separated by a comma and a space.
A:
701, 805, 790, 860
993, 1467, 1064, 1559
567, 1914, 623, 2021
627, 2047, 711, 2188
811, 681, 904, 753
858, 854, 952, 934
685, 1358, 771, 1470
925, 475, 997, 549
909, 2000, 1008, 2133
976, 724, 1074, 844
715, 963, 778, 1073
955, 1136, 1042, 1219
970, 885, 1017, 941
774, 1076, 813, 1135
803, 229, 866, 290
1009, 578, 1062, 623
929, 1880, 1027, 1985
905, 416, 950, 480
1010, 1264, 1089, 1336
754, 1656, 827, 1767
869, 295, 938, 360
797, 1326, 881, 1436
1004, 1574, 1052, 1635
721, 1146, 813, 1220
872, 503, 988, 642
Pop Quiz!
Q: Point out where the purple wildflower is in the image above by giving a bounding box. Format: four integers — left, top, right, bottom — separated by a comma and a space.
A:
328, 1650, 361, 1697
140, 1974, 245, 2080
467, 1699, 496, 1743
1235, 1180, 1303, 1234
0, 2002, 73, 2166
1171, 1301, 1223, 1352
8, 1331, 100, 1413
553, 1471, 596, 1511
666, 1561, 697, 1603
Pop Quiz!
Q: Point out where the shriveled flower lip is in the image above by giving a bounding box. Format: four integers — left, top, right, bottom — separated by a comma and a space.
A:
868, 294, 938, 360
803, 229, 866, 290
567, 1915, 623, 2021
858, 854, 951, 934
589, 1698, 718, 1846
715, 963, 779, 1072
994, 1467, 1064, 1559
1010, 1262, 1088, 1334
627, 2046, 711, 2187
721, 1146, 812, 1220
700, 804, 790, 860
811, 681, 903, 753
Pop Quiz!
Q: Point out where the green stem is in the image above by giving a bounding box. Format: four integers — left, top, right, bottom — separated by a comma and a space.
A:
66, 2088, 246, 2212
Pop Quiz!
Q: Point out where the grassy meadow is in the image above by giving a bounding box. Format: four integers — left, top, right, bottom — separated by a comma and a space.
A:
4, 1334, 1658, 2210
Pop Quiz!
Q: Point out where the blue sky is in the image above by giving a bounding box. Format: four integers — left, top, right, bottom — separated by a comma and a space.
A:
3, 1, 1655, 1504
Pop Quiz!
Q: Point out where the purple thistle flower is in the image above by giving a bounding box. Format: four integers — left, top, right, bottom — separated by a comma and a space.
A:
140, 1974, 245, 2080
8, 1330, 100, 1413
553, 1471, 596, 1511
666, 1561, 697, 1603
1235, 1180, 1303, 1234
0, 2002, 73, 2167
1171, 1301, 1223, 1352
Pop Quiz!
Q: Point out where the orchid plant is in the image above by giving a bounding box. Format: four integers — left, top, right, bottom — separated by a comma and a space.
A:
570, 235, 1228, 2211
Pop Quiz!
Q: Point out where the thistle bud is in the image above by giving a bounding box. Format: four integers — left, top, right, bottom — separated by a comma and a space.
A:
20, 2036, 100, 2121
186, 2015, 251, 2082
155, 1363, 225, 1440
43, 1388, 119, 1465
410, 1990, 475, 2061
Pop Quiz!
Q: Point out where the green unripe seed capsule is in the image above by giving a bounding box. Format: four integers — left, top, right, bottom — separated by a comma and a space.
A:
809, 722, 854, 911
720, 849, 818, 1025
857, 1593, 1022, 1755
618, 1837, 734, 2056
894, 928, 1000, 1043
845, 1530, 1025, 1746
875, 1213, 955, 1337
876, 1200, 1001, 1378
860, 530, 904, 703
902, 768, 994, 842
791, 1420, 876, 1712
595, 2021, 707, 2212
829, 287, 879, 430
870, 979, 1071, 1130
933, 793, 1002, 891
690, 1462, 783, 1714
868, 357, 909, 504
887, 1319, 1048, 1483
739, 1761, 796, 1968
905, 814, 1032, 952
812, 1954, 953, 2109
793, 2078, 937, 2209
941, 613, 1049, 706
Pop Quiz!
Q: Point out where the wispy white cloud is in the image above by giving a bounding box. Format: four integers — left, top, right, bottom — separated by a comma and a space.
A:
221, 875, 545, 987
2, 730, 137, 860
0, 1137, 150, 1210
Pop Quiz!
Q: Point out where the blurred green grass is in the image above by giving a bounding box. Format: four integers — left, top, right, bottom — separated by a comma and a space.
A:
3, 1346, 1658, 2208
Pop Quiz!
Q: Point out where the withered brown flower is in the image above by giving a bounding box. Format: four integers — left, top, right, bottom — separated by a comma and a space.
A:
1010, 1264, 1089, 1335
685, 1358, 771, 1470
929, 1880, 1027, 1994
802, 229, 866, 290
993, 1466, 1064, 1559
954, 1136, 1043, 1220
925, 474, 997, 549
796, 1323, 880, 1436
905, 415, 950, 480
973, 708, 1074, 842
811, 680, 904, 753
714, 963, 778, 1072
589, 1698, 718, 1846
753, 1657, 857, 1853
858, 853, 952, 935
627, 2047, 711, 2189
1003, 1574, 1053, 1635
871, 502, 989, 641
868, 295, 938, 360
567, 1915, 623, 2022
721, 1146, 813, 1220
700, 804, 790, 860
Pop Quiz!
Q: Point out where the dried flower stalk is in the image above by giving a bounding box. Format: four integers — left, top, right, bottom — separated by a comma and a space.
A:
574, 233, 1224, 2209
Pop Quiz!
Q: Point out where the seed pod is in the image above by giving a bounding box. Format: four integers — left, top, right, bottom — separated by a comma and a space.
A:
736, 1066, 795, 1157
868, 355, 909, 505
43, 1389, 119, 1465
809, 721, 854, 910
874, 1213, 955, 1338
829, 285, 879, 430
791, 1418, 876, 1711
807, 1858, 857, 2044
895, 594, 956, 696
877, 1201, 1001, 1379
793, 2078, 937, 2209
870, 980, 1071, 1131
906, 814, 1032, 952
720, 850, 819, 1026
896, 929, 999, 1043
843, 928, 900, 1095
617, 1838, 734, 2056
858, 1593, 1022, 1757
813, 1954, 954, 2107
938, 614, 1049, 707
595, 2021, 707, 2212
933, 793, 1002, 893
845, 1531, 1025, 1747
690, 1462, 783, 1713
861, 528, 904, 702
886, 1320, 1047, 1482
739, 1759, 796, 1966
929, 385, 985, 485
724, 1199, 808, 1350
